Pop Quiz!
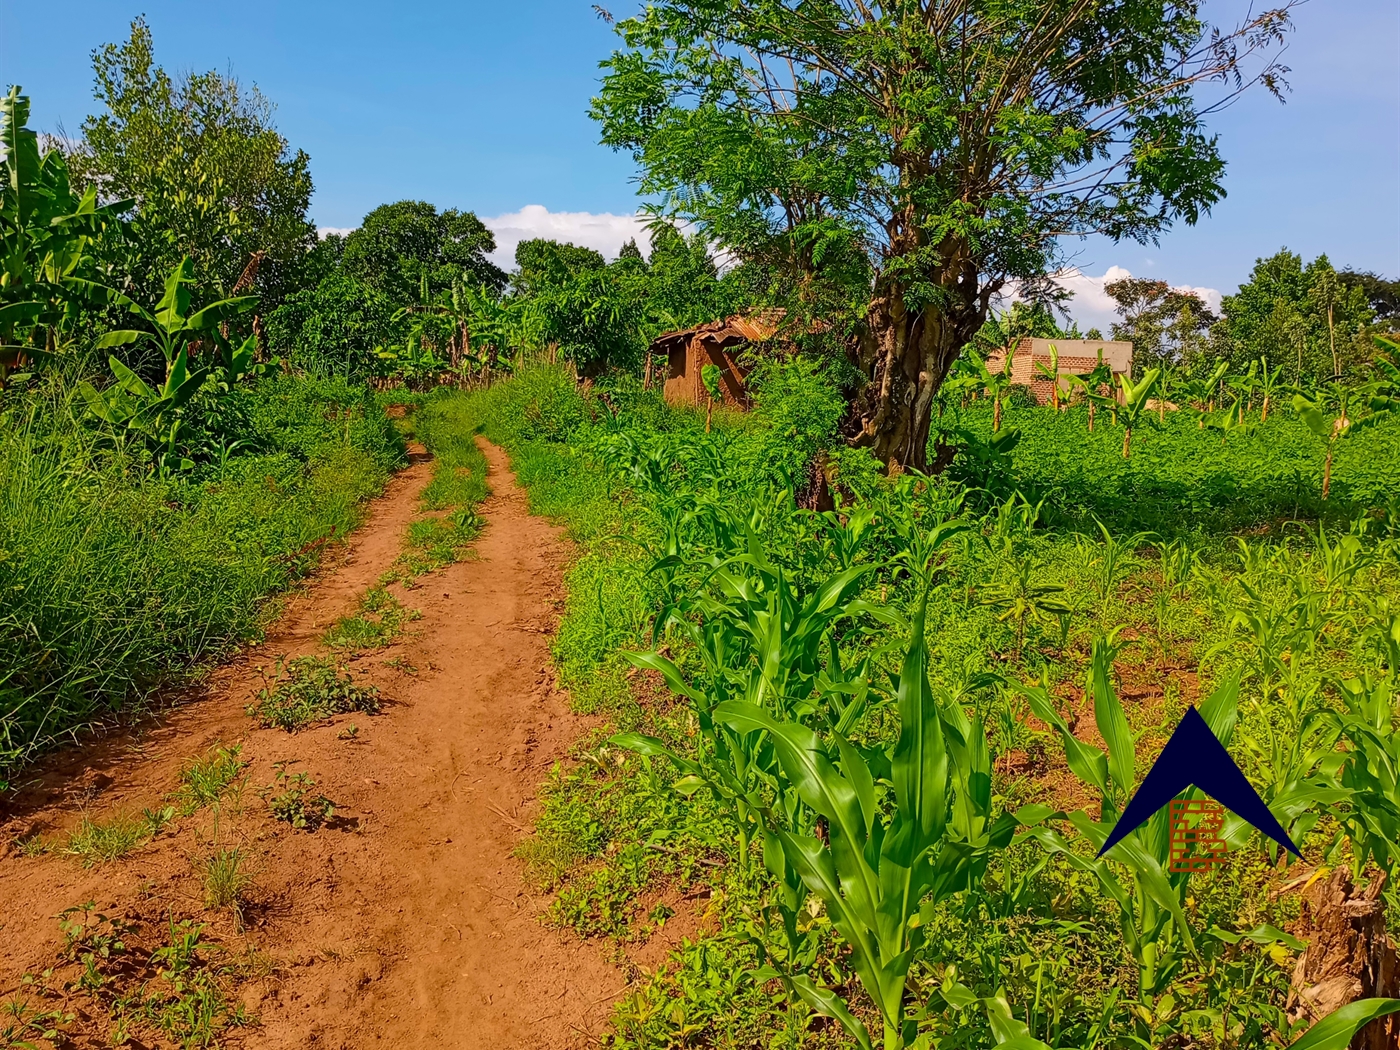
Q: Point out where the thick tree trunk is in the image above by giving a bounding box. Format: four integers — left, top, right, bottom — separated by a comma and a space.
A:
847, 242, 990, 472
1288, 869, 1398, 1049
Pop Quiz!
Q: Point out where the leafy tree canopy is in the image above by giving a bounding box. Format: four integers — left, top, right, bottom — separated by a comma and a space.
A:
1340, 269, 1400, 325
1105, 277, 1216, 375
511, 237, 606, 297
645, 224, 722, 329
72, 17, 316, 308
1217, 249, 1373, 381
342, 200, 506, 305
263, 272, 402, 379
592, 0, 1296, 469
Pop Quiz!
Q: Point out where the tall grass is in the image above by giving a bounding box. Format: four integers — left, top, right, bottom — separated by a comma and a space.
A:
0, 374, 404, 780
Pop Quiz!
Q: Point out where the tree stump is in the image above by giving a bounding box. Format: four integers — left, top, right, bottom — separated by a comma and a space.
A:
1287, 868, 1399, 1049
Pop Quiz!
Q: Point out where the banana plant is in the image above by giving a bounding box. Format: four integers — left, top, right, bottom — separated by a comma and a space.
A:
1117, 368, 1162, 458
1291, 383, 1378, 499
0, 86, 129, 378
1257, 356, 1284, 420
1182, 360, 1230, 425
970, 349, 1016, 432
716, 586, 1017, 1050
67, 255, 257, 372
77, 349, 209, 473
1226, 359, 1260, 422
1068, 351, 1113, 432
1203, 397, 1258, 445
1031, 342, 1062, 410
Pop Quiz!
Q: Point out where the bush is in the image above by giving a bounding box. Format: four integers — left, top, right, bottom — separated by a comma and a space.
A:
1006, 382, 1038, 408
263, 274, 403, 379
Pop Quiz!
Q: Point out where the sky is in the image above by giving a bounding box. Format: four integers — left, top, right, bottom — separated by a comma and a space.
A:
3, 0, 1397, 331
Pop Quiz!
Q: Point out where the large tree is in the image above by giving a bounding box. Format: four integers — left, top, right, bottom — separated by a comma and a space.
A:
1105, 277, 1216, 374
592, 0, 1296, 469
73, 18, 316, 308
342, 200, 506, 305
1216, 249, 1374, 381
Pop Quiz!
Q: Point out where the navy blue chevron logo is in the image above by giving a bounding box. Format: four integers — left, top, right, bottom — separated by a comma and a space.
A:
1098, 706, 1302, 860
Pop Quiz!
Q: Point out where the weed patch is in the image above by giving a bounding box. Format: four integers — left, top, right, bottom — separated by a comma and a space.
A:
173, 745, 247, 815
322, 587, 419, 650
261, 762, 335, 831
198, 848, 254, 912
247, 656, 381, 731
63, 812, 150, 866
0, 374, 405, 781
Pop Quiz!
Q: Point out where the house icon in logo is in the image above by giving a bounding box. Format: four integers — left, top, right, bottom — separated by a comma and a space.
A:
1098, 707, 1302, 867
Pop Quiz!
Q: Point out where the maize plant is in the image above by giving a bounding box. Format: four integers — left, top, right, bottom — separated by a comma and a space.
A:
716, 585, 1016, 1050
613, 509, 892, 875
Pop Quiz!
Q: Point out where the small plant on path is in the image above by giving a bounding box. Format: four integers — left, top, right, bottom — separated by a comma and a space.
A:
174, 745, 247, 815
261, 762, 335, 831
322, 587, 419, 650
247, 656, 380, 732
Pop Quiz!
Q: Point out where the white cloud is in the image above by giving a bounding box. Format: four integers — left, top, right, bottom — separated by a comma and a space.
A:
1046, 266, 1222, 334
317, 226, 357, 240
481, 204, 652, 270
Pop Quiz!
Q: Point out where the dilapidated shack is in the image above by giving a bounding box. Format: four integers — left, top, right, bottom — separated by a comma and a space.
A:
648, 310, 785, 408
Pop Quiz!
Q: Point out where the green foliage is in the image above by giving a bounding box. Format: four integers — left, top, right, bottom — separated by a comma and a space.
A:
72, 255, 264, 472
944, 398, 1400, 534
322, 586, 419, 650
342, 199, 505, 303
264, 273, 403, 379
198, 848, 253, 911
593, 0, 1294, 467
1105, 277, 1216, 376
511, 238, 606, 298
74, 17, 315, 306
1216, 250, 1377, 381
0, 373, 403, 780
0, 87, 126, 373
62, 812, 152, 866
246, 656, 381, 732
467, 361, 1400, 1049
173, 745, 247, 815
261, 762, 335, 831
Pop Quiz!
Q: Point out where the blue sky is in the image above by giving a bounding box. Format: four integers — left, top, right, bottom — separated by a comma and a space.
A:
3, 0, 1397, 329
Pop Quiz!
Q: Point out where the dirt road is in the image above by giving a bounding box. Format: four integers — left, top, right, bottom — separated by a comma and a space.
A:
0, 441, 623, 1048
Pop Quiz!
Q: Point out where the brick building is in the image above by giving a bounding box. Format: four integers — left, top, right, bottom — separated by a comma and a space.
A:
986, 338, 1133, 404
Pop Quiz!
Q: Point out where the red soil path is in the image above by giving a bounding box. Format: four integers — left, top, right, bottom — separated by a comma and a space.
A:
0, 440, 623, 1049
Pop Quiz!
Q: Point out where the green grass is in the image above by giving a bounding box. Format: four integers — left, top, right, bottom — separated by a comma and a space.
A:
198, 848, 253, 911
173, 745, 247, 815
322, 586, 419, 650
63, 811, 151, 866
0, 372, 405, 781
